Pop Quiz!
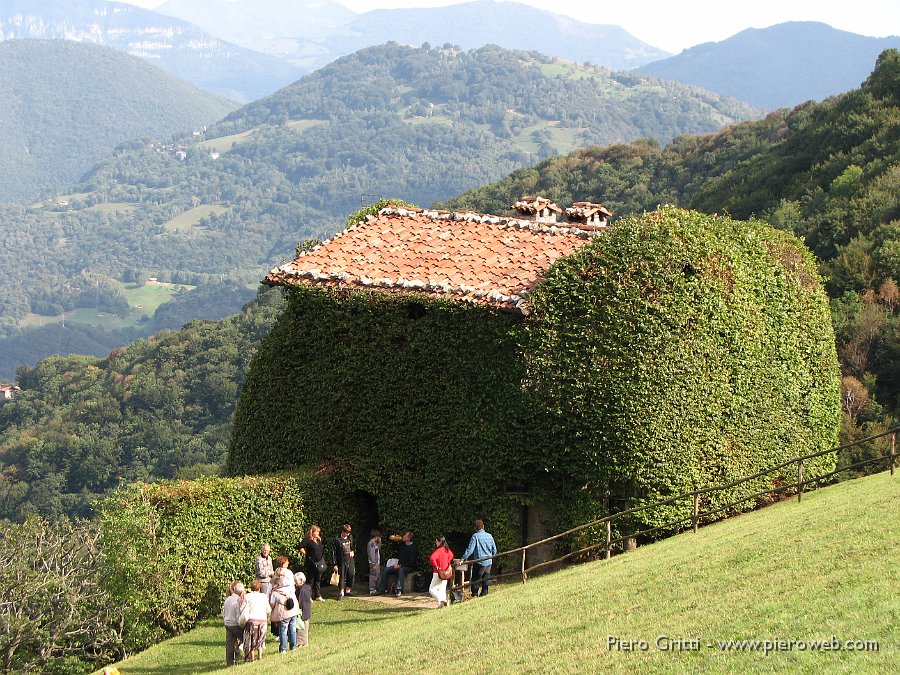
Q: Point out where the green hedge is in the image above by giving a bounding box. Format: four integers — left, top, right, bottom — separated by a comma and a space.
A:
99, 471, 358, 650
525, 207, 841, 527
228, 207, 841, 557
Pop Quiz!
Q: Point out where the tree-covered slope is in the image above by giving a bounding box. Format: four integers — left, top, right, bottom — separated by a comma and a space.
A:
638, 22, 900, 110
0, 42, 759, 373
0, 39, 236, 203
0, 289, 283, 522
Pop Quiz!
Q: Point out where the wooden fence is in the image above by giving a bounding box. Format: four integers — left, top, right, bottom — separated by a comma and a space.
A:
451, 428, 898, 593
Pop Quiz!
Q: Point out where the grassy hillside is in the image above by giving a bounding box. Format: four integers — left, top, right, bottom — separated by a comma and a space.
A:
107, 471, 898, 673
0, 39, 236, 203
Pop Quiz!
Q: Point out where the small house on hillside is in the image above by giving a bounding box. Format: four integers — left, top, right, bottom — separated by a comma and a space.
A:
0, 384, 21, 402
239, 198, 614, 560
233, 200, 837, 566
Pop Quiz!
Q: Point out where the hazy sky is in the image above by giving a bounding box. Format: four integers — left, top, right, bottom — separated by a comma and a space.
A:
122, 0, 899, 53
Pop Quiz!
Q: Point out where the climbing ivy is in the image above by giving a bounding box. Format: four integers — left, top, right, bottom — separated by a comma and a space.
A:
525, 207, 841, 527
229, 289, 541, 558
229, 207, 840, 559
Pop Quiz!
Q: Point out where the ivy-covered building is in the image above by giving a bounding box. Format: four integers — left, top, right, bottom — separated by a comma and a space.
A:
229, 201, 840, 562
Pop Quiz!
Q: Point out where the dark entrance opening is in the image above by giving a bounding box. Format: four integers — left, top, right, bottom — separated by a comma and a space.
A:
352, 490, 380, 567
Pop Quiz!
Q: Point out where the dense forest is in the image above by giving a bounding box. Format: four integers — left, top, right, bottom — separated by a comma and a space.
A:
0, 289, 282, 522
0, 39, 235, 203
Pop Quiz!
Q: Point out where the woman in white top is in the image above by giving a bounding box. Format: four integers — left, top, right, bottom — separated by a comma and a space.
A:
242, 580, 271, 662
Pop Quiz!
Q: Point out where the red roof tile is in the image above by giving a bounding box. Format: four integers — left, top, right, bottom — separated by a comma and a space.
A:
263, 207, 604, 313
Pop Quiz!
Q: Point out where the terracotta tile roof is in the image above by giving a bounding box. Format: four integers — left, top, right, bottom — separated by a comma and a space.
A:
263, 206, 605, 313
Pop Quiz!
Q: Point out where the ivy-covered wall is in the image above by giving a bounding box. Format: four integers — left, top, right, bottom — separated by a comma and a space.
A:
228, 207, 841, 559
525, 207, 841, 526
100, 471, 358, 650
229, 289, 547, 557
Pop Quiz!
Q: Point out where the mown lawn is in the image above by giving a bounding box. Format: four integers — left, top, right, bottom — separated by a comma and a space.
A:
107, 471, 898, 674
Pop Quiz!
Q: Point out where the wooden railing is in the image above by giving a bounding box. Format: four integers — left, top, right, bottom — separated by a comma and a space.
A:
451, 428, 898, 593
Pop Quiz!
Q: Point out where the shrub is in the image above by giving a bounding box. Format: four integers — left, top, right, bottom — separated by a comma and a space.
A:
525, 207, 842, 526
99, 470, 358, 650
0, 518, 122, 674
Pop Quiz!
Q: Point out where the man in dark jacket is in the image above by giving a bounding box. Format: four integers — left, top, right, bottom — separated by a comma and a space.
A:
376, 531, 417, 596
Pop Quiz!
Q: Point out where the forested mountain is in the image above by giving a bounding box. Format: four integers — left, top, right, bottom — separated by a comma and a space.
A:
0, 42, 758, 375
638, 22, 900, 109
0, 0, 302, 101
0, 289, 282, 522
0, 51, 895, 526
156, 0, 668, 73
444, 49, 900, 433
0, 39, 235, 203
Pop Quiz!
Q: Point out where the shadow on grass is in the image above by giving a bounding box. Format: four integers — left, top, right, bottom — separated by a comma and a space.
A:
120, 661, 224, 674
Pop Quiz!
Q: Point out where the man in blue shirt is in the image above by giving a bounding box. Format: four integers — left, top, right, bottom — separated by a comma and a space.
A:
460, 519, 497, 597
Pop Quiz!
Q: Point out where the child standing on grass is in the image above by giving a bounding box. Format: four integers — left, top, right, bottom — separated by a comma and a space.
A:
294, 571, 313, 646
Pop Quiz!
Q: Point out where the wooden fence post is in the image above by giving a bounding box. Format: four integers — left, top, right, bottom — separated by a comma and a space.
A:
605, 521, 612, 560
521, 548, 527, 583
891, 433, 896, 477
692, 492, 700, 534
797, 459, 804, 502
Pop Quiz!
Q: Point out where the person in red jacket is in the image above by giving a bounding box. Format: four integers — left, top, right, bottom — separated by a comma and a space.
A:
428, 536, 454, 608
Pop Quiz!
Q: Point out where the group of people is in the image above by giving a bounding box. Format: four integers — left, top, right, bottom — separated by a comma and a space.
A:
220, 520, 497, 665
221, 545, 313, 665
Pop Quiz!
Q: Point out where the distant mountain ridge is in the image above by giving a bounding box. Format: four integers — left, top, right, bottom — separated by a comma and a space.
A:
156, 0, 670, 72
0, 0, 302, 101
0, 42, 759, 373
638, 21, 900, 109
0, 39, 236, 203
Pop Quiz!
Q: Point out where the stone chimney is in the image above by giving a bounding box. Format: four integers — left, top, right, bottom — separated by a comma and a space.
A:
511, 195, 562, 223
565, 202, 612, 228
